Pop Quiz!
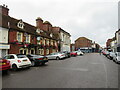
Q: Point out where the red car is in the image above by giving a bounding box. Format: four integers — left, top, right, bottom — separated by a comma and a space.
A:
70, 51, 77, 57
0, 59, 10, 74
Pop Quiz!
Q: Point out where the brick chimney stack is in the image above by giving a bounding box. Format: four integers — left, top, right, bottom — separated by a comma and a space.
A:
36, 17, 43, 30
0, 4, 9, 16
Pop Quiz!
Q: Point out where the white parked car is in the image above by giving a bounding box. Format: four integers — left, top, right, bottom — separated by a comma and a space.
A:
46, 52, 66, 60
3, 54, 31, 71
74, 51, 84, 56
113, 52, 120, 64
107, 52, 116, 60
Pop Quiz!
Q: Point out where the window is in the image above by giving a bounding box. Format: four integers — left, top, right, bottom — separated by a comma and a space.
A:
17, 32, 22, 42
20, 50, 23, 54
25, 35, 30, 43
31, 49, 35, 54
17, 55, 27, 58
4, 55, 15, 59
46, 49, 49, 55
39, 49, 44, 55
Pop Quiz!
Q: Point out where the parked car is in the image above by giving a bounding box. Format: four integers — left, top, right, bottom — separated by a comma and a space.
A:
46, 52, 66, 60
102, 50, 109, 57
26, 54, 48, 66
3, 54, 31, 71
113, 52, 120, 64
74, 51, 84, 56
0, 59, 10, 74
101, 50, 106, 55
107, 51, 116, 60
70, 51, 77, 57
62, 51, 71, 58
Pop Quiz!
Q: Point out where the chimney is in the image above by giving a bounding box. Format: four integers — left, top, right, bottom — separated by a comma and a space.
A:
0, 4, 9, 16
43, 21, 52, 31
36, 17, 43, 30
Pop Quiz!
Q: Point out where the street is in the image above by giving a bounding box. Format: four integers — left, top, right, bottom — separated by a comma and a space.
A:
2, 53, 118, 88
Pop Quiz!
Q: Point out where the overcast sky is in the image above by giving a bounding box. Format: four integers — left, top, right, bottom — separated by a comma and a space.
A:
0, 0, 119, 47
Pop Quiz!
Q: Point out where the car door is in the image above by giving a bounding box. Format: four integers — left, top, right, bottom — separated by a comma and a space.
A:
47, 53, 53, 59
4, 55, 17, 68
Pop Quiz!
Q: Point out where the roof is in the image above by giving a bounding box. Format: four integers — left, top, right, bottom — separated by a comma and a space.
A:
75, 37, 92, 42
1, 13, 36, 35
1, 13, 59, 40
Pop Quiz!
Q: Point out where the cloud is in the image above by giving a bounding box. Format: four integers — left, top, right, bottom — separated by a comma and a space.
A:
0, 0, 118, 47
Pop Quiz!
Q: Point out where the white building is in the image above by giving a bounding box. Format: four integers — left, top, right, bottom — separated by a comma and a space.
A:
115, 29, 120, 52
60, 29, 71, 52
110, 37, 117, 52
0, 27, 10, 58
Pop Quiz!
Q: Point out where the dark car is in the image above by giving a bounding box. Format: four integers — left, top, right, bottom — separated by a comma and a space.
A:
62, 51, 71, 58
0, 59, 10, 74
26, 54, 48, 66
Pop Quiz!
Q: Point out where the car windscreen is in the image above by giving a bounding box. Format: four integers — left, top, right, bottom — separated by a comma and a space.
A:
17, 55, 27, 58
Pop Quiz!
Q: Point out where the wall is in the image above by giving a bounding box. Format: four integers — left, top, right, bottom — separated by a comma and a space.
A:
0, 27, 9, 43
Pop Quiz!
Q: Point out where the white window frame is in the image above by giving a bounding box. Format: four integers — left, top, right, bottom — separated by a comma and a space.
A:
25, 34, 31, 43
19, 48, 28, 54
17, 32, 23, 42
30, 48, 35, 54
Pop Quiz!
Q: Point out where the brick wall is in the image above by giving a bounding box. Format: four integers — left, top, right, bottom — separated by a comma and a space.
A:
75, 37, 92, 49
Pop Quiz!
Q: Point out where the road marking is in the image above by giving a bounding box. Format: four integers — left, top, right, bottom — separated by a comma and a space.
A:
101, 56, 108, 88
47, 67, 88, 72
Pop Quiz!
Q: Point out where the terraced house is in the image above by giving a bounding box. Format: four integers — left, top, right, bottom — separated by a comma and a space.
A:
0, 5, 60, 56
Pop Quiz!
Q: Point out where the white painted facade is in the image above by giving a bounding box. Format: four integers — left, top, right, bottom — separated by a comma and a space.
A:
60, 31, 71, 52
0, 27, 10, 58
110, 40, 117, 52
116, 30, 120, 46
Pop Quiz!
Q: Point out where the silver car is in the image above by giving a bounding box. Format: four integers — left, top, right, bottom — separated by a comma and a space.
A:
46, 52, 66, 60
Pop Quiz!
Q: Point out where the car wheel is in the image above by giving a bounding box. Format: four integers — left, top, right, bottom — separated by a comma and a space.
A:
56, 57, 60, 60
12, 64, 18, 71
42, 63, 45, 65
31, 61, 35, 66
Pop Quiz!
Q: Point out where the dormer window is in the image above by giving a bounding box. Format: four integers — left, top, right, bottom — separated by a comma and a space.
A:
36, 29, 43, 33
17, 19, 25, 29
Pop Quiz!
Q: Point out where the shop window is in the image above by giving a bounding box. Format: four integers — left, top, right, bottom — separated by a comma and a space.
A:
31, 49, 34, 54
20, 50, 23, 54
24, 50, 26, 54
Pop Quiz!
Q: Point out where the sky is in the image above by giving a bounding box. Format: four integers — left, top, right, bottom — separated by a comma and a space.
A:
0, 0, 119, 47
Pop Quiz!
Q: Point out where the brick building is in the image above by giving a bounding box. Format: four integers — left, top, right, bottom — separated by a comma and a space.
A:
75, 37, 93, 53
0, 5, 10, 58
70, 44, 75, 51
0, 5, 59, 56
106, 39, 113, 50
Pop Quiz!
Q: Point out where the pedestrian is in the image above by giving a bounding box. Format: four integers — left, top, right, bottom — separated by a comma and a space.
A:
99, 50, 101, 55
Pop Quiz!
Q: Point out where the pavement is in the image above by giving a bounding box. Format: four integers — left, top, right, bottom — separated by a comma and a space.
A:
2, 53, 119, 88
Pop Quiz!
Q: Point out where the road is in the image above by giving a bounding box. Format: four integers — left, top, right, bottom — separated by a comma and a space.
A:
2, 53, 119, 88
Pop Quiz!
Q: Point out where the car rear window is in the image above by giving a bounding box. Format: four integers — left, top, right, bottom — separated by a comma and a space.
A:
17, 55, 27, 58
